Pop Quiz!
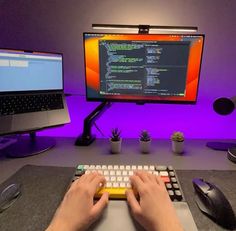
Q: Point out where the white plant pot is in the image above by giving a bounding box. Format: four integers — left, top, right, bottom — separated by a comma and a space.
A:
140, 140, 151, 153
110, 139, 122, 154
172, 140, 184, 154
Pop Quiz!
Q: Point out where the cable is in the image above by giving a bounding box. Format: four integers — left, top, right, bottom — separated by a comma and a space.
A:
94, 122, 106, 137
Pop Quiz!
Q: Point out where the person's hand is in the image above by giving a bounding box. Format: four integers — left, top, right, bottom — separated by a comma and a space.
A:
126, 171, 184, 231
46, 172, 109, 231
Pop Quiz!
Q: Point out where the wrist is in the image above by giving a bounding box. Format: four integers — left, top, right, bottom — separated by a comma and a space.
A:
46, 220, 88, 231
45, 221, 73, 231
154, 219, 184, 231
45, 226, 54, 231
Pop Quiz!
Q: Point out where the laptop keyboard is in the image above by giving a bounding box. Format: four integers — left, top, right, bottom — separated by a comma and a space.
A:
0, 93, 64, 116
74, 164, 184, 201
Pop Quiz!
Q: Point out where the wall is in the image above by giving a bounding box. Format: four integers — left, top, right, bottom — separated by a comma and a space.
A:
0, 0, 235, 139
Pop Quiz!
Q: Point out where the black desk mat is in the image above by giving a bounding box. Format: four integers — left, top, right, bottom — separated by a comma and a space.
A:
0, 165, 75, 231
0, 165, 235, 231
176, 170, 236, 231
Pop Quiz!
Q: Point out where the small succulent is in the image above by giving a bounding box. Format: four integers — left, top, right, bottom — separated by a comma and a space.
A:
140, 130, 151, 142
110, 128, 121, 142
171, 131, 184, 142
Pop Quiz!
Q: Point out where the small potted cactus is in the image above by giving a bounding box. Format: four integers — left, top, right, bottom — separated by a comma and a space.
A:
139, 130, 151, 153
171, 131, 184, 154
110, 128, 122, 153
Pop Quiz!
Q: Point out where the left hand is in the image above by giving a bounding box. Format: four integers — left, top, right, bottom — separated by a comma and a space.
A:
46, 172, 109, 231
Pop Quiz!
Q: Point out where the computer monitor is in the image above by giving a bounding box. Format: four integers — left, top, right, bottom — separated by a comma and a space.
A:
0, 49, 70, 157
83, 33, 204, 104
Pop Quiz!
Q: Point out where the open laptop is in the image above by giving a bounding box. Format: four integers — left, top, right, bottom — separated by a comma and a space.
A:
0, 49, 70, 135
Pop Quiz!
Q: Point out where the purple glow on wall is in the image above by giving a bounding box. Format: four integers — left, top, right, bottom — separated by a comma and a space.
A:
1, 0, 236, 139
39, 94, 236, 139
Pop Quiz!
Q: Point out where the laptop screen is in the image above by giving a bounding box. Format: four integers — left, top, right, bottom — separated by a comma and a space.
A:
0, 49, 63, 92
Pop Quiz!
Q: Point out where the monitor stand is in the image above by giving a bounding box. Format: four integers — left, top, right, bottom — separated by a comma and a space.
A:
75, 102, 111, 146
206, 141, 236, 151
1, 132, 56, 158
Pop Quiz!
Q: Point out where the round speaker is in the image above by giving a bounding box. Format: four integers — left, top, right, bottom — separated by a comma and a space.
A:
213, 98, 235, 115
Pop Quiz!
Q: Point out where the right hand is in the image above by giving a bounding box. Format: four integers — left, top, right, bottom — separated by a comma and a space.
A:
126, 171, 184, 231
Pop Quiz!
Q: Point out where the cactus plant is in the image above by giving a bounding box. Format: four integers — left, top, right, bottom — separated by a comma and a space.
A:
139, 130, 151, 153
110, 128, 121, 142
171, 131, 184, 154
140, 130, 151, 142
171, 131, 184, 142
110, 128, 122, 153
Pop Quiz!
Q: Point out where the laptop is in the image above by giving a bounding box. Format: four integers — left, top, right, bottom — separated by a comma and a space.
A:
0, 49, 70, 135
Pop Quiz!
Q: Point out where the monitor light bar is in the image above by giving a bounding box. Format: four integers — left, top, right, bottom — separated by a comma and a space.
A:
92, 24, 198, 33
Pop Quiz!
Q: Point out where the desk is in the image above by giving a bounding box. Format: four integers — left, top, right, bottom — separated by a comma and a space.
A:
1, 137, 236, 184
1, 137, 236, 231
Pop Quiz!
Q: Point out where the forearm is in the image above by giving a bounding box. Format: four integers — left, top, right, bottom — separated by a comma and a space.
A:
45, 220, 85, 231
152, 218, 184, 231
45, 222, 72, 231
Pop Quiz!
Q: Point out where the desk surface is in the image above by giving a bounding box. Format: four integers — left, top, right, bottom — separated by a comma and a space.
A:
1, 137, 236, 184
1, 137, 236, 231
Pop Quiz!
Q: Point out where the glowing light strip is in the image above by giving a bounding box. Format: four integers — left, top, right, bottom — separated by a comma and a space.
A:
92, 24, 198, 33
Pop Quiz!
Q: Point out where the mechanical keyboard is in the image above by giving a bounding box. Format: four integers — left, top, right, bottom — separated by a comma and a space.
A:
74, 164, 184, 201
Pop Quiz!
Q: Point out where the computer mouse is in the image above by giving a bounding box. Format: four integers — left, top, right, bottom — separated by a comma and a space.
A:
192, 178, 236, 229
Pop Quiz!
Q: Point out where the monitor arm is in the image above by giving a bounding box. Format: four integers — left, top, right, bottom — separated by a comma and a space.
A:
75, 101, 111, 146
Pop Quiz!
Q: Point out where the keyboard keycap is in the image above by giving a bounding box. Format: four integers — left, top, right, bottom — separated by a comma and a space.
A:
75, 169, 85, 176
108, 165, 113, 170
75, 164, 183, 201
104, 171, 109, 176
111, 176, 116, 182
168, 166, 174, 171
175, 190, 183, 201
169, 171, 175, 177
110, 170, 115, 175
166, 183, 172, 189
173, 183, 179, 189
159, 171, 168, 176
120, 182, 126, 187
171, 177, 177, 183
155, 166, 167, 171
150, 165, 155, 170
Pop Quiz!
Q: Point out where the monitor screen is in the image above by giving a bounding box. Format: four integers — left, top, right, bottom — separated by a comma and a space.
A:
83, 33, 204, 104
0, 49, 63, 93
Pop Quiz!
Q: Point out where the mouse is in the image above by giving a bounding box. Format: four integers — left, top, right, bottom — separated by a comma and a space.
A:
192, 178, 236, 229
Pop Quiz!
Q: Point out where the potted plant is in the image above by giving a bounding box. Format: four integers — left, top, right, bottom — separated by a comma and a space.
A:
171, 131, 184, 154
139, 130, 151, 153
110, 128, 122, 153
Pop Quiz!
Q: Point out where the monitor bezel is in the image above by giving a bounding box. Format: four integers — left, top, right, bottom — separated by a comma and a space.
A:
83, 32, 205, 104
